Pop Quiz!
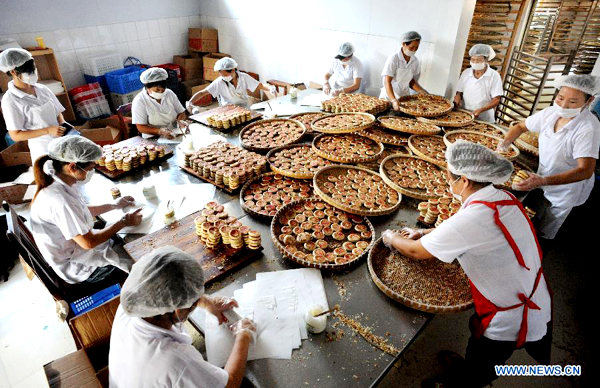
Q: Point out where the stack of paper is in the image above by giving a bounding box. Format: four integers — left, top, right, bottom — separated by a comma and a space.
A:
205, 268, 328, 367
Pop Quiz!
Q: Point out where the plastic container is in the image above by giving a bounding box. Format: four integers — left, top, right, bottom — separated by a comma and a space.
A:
72, 89, 104, 105
81, 52, 123, 76
110, 89, 142, 108
84, 74, 110, 95
304, 305, 327, 334
70, 284, 121, 316
105, 66, 145, 94
76, 96, 111, 119
157, 63, 182, 81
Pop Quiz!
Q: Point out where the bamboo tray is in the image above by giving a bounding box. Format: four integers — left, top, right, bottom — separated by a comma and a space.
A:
368, 237, 473, 313
396, 94, 453, 117
312, 133, 384, 164
267, 144, 337, 179
95, 137, 173, 180
357, 145, 412, 172
444, 120, 507, 137
311, 112, 376, 134
408, 135, 447, 168
313, 165, 402, 216
289, 112, 329, 135
359, 124, 411, 146
240, 172, 313, 220
239, 118, 306, 153
270, 198, 376, 270
443, 130, 520, 161
417, 109, 474, 128
378, 116, 442, 135
380, 154, 447, 201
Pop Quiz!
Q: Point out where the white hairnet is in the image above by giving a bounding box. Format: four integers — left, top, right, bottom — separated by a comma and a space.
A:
140, 67, 168, 84
445, 140, 513, 185
338, 42, 354, 57
469, 44, 496, 61
121, 246, 205, 318
554, 74, 600, 96
0, 48, 33, 73
214, 57, 238, 71
401, 31, 422, 43
48, 136, 102, 163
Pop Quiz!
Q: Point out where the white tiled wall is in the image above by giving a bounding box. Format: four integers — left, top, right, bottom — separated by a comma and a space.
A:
0, 15, 201, 90
199, 0, 475, 97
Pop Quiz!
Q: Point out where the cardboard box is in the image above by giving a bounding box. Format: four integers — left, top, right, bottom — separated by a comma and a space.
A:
78, 117, 123, 146
173, 55, 205, 81
189, 28, 218, 53
202, 53, 231, 81
0, 141, 31, 167
0, 184, 29, 205
44, 350, 102, 388
69, 296, 120, 349
182, 79, 212, 106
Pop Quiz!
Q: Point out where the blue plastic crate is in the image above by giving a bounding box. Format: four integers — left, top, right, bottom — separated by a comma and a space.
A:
84, 74, 109, 95
105, 66, 145, 94
70, 283, 121, 316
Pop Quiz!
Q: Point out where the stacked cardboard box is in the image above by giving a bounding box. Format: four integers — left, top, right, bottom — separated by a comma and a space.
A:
188, 28, 218, 53
202, 53, 231, 81
174, 54, 204, 81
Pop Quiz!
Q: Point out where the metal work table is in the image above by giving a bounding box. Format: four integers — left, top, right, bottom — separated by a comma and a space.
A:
78, 90, 434, 387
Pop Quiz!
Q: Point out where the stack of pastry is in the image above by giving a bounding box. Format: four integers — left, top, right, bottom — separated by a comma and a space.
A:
321, 93, 390, 115
207, 106, 252, 128
206, 226, 221, 249
246, 230, 262, 250
186, 141, 267, 190
512, 170, 530, 186
525, 207, 536, 219
418, 196, 461, 227
194, 202, 261, 250
98, 142, 165, 171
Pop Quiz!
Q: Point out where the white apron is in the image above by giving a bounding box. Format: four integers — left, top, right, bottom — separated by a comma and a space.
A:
223, 81, 249, 107
330, 64, 355, 90
462, 76, 495, 123
143, 105, 177, 139
26, 100, 59, 162
379, 67, 414, 99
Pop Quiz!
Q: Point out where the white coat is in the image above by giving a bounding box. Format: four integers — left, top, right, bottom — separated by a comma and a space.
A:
131, 89, 186, 139
379, 51, 420, 99
204, 72, 260, 107
328, 57, 364, 92
456, 66, 503, 123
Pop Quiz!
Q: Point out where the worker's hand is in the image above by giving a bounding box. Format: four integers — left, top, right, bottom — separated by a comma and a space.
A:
158, 128, 176, 139
115, 195, 135, 209
331, 88, 343, 97
417, 89, 429, 96
472, 109, 482, 118
514, 173, 546, 192
496, 142, 510, 153
123, 208, 143, 227
47, 126, 65, 137
392, 99, 401, 111
229, 318, 257, 343
382, 229, 399, 249
202, 296, 239, 325
185, 101, 196, 114
267, 84, 278, 96
400, 227, 424, 240
323, 82, 331, 95
453, 95, 462, 108
178, 120, 189, 131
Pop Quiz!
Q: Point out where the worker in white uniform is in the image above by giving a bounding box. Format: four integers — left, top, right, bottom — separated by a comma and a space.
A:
453, 44, 503, 123
323, 42, 364, 96
382, 140, 552, 387
380, 31, 428, 111
30, 136, 142, 284
109, 246, 257, 388
131, 67, 187, 139
0, 48, 68, 163
187, 57, 276, 111
500, 74, 600, 242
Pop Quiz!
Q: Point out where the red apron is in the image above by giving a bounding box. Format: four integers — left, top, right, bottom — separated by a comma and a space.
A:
466, 190, 551, 349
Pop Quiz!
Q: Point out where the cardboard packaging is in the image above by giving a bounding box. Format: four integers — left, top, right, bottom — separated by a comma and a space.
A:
202, 53, 231, 81
182, 79, 212, 105
188, 28, 218, 53
173, 55, 205, 81
0, 141, 31, 167
44, 349, 102, 388
78, 118, 123, 146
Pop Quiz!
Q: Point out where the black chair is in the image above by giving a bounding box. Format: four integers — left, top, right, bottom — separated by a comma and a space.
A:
3, 201, 120, 304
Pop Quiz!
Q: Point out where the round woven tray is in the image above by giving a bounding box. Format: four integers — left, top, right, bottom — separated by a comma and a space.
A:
239, 118, 306, 153
416, 109, 474, 128
312, 133, 384, 164
313, 165, 402, 216
240, 172, 313, 220
271, 198, 376, 270
408, 134, 447, 168
311, 112, 376, 134
378, 116, 442, 135
443, 130, 520, 161
357, 145, 413, 172
267, 144, 336, 179
396, 94, 453, 117
514, 137, 540, 156
444, 120, 506, 138
379, 154, 447, 201
290, 112, 329, 135
359, 124, 411, 146
368, 237, 473, 313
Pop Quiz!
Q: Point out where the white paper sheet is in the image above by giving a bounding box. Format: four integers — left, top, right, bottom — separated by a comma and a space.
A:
299, 93, 332, 106
13, 167, 34, 185
22, 185, 37, 201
